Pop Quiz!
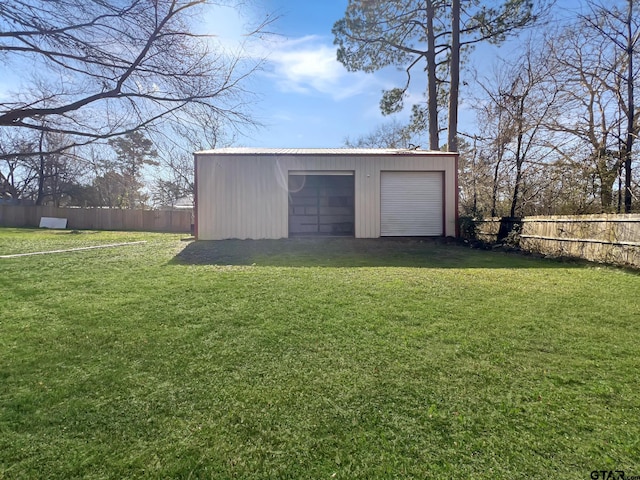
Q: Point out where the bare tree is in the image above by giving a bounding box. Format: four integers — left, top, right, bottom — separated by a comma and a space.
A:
547, 27, 625, 211
456, 135, 495, 216
0, 133, 38, 201
148, 102, 236, 209
580, 0, 640, 212
473, 93, 516, 217
475, 41, 561, 217
0, 128, 88, 205
343, 121, 417, 149
543, 3, 640, 212
0, 0, 266, 158
31, 130, 89, 205
151, 168, 193, 209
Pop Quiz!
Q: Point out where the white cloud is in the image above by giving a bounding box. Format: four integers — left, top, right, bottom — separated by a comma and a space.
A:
262, 35, 380, 101
197, 6, 383, 101
272, 44, 340, 92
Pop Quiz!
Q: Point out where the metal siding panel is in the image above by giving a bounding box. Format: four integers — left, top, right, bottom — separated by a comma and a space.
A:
275, 158, 289, 238
195, 157, 204, 238
233, 160, 241, 238
254, 159, 261, 237
254, 158, 286, 239
245, 158, 256, 238
203, 156, 220, 239
355, 165, 366, 238
219, 159, 231, 238
255, 158, 265, 237
226, 160, 235, 238
354, 156, 372, 238
380, 171, 444, 236
264, 167, 272, 239
195, 156, 204, 238
362, 160, 378, 238
352, 156, 365, 238
195, 151, 457, 239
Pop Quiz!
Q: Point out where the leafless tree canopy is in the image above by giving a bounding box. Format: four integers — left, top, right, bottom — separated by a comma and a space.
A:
0, 0, 261, 156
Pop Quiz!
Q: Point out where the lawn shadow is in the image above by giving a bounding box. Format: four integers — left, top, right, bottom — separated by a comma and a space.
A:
171, 237, 586, 269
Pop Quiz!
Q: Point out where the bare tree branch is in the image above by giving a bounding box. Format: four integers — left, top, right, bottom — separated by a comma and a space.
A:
0, 0, 269, 158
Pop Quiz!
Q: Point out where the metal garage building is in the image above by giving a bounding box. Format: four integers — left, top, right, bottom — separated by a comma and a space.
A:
194, 148, 458, 240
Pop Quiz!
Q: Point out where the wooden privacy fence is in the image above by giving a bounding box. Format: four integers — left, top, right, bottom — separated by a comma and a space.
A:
0, 205, 192, 233
476, 214, 640, 268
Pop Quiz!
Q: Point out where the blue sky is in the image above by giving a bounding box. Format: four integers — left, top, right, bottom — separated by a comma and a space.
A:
0, 1, 586, 151
205, 0, 589, 150
205, 1, 410, 148
0, 1, 377, 149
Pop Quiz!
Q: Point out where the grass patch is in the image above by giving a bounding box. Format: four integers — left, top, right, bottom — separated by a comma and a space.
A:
0, 228, 157, 255
1, 229, 639, 478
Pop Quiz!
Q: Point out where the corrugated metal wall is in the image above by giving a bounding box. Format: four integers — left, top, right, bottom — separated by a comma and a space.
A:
195, 152, 457, 240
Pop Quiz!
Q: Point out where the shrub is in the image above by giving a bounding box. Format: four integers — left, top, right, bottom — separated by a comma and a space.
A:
458, 216, 478, 240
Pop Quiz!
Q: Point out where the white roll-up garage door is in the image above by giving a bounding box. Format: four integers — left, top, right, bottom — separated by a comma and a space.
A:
380, 171, 443, 236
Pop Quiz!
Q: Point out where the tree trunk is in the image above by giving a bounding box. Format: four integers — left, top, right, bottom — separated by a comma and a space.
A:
491, 111, 507, 217
599, 179, 614, 212
510, 157, 523, 217
595, 154, 621, 212
471, 136, 478, 213
36, 130, 46, 206
426, 0, 439, 150
617, 162, 623, 213
491, 159, 500, 217
447, 0, 460, 152
509, 97, 525, 218
624, 0, 634, 212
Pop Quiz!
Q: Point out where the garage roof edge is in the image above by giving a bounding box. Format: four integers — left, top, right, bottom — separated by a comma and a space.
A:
194, 147, 458, 156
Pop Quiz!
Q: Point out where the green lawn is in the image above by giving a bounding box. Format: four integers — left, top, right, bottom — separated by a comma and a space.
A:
1, 228, 639, 479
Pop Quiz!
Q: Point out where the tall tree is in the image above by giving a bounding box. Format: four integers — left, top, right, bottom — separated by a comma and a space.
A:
151, 176, 191, 209
580, 0, 640, 212
92, 170, 130, 209
546, 24, 628, 212
333, 0, 541, 151
0, 134, 38, 202
106, 131, 159, 208
0, 128, 87, 205
32, 130, 87, 206
0, 0, 265, 158
448, 0, 461, 151
475, 42, 560, 217
109, 132, 158, 182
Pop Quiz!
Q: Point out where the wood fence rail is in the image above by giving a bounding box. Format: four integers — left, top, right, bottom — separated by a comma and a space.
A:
475, 214, 640, 269
0, 205, 192, 233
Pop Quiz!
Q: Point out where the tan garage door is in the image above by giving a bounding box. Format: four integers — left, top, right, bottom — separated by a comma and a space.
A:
380, 171, 443, 236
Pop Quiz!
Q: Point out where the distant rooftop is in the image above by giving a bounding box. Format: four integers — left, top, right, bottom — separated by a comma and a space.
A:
195, 147, 455, 156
